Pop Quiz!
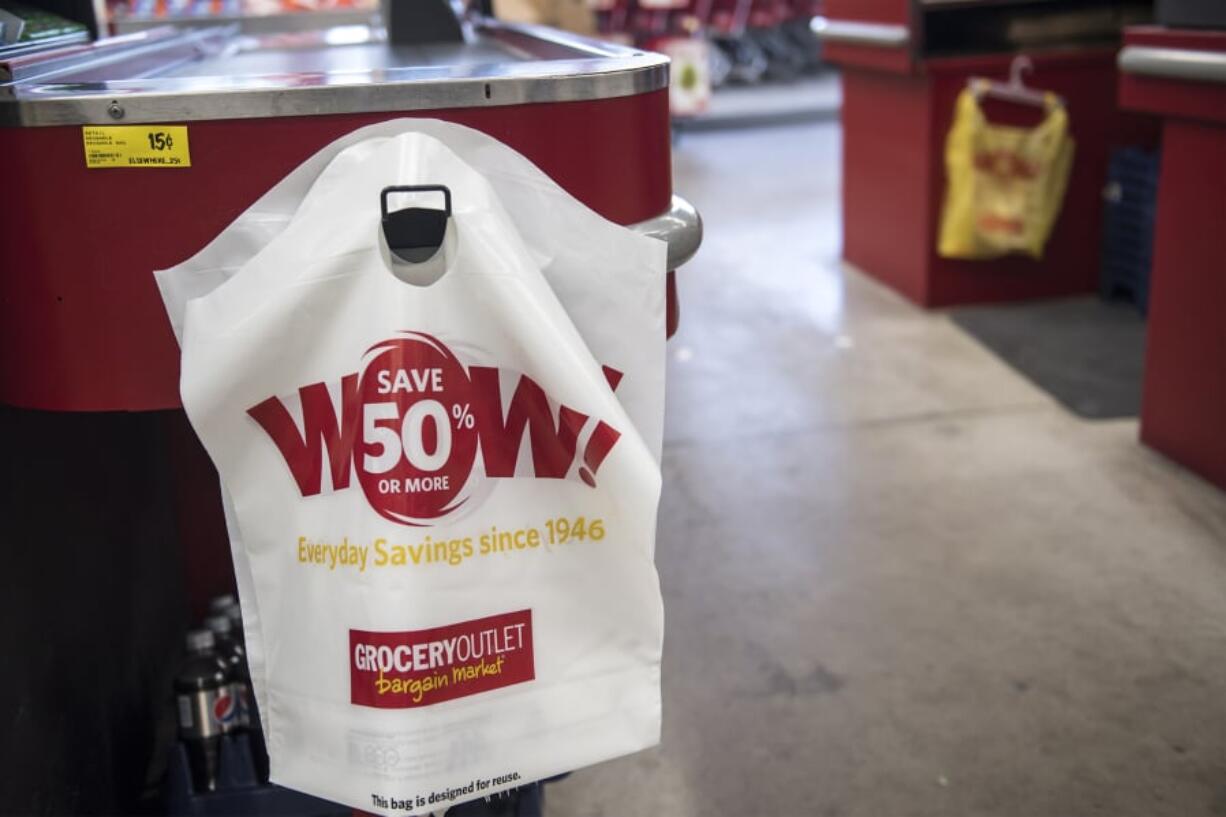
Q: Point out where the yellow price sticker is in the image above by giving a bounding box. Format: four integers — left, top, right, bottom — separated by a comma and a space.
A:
82, 125, 191, 169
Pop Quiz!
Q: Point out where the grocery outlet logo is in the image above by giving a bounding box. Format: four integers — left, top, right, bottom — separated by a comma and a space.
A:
350, 609, 534, 708
247, 332, 622, 525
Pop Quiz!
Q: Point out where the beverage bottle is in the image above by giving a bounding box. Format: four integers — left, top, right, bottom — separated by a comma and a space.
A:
175, 629, 230, 793
208, 594, 238, 616
211, 602, 269, 782
208, 594, 244, 646
204, 613, 266, 784
202, 614, 249, 732
220, 600, 244, 650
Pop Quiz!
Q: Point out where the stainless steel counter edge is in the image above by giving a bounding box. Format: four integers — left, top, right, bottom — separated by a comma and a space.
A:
810, 17, 910, 49
1119, 45, 1226, 85
631, 195, 702, 270
1, 22, 670, 126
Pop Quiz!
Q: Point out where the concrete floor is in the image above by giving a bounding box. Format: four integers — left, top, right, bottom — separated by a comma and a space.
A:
549, 121, 1226, 815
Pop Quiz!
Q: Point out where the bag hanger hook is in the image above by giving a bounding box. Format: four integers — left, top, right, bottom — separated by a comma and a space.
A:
1009, 55, 1034, 90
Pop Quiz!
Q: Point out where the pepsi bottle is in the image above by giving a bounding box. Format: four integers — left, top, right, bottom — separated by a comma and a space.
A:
175, 629, 230, 793
202, 614, 249, 732
209, 603, 269, 782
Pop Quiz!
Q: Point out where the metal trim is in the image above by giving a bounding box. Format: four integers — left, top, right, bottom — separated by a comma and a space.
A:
1118, 45, 1226, 85
0, 22, 669, 127
810, 17, 909, 49
2, 26, 226, 83
111, 8, 374, 36
630, 194, 702, 270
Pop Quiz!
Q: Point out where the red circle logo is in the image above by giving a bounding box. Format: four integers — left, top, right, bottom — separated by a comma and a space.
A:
356, 333, 478, 524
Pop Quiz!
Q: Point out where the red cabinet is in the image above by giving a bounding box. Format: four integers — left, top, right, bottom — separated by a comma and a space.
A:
1120, 26, 1226, 491
821, 0, 1156, 307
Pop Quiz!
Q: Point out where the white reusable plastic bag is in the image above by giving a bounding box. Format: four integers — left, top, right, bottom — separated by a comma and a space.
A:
156, 122, 666, 815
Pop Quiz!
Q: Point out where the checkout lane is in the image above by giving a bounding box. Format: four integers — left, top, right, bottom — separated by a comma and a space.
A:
0, 10, 701, 812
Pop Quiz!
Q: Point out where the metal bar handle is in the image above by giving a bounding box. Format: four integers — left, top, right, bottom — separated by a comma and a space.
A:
810, 17, 910, 49
1119, 45, 1226, 85
629, 194, 703, 271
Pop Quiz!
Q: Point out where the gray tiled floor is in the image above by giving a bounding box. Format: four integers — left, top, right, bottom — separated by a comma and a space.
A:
549, 122, 1226, 815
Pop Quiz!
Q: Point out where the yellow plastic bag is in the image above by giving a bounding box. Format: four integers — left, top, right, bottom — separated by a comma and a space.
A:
938, 87, 1075, 260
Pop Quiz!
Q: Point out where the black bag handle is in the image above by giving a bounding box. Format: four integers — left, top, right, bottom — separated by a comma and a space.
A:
380, 185, 452, 220
380, 185, 452, 262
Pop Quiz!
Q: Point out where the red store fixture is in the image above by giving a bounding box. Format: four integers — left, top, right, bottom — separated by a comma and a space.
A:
1119, 26, 1226, 492
817, 0, 1156, 308
1, 17, 702, 615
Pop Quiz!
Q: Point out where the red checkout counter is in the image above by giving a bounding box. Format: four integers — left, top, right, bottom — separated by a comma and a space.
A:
816, 0, 1155, 307
1, 15, 701, 606
0, 9, 701, 811
1118, 26, 1226, 491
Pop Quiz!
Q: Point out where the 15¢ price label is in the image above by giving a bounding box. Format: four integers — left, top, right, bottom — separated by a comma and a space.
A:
82, 125, 191, 168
